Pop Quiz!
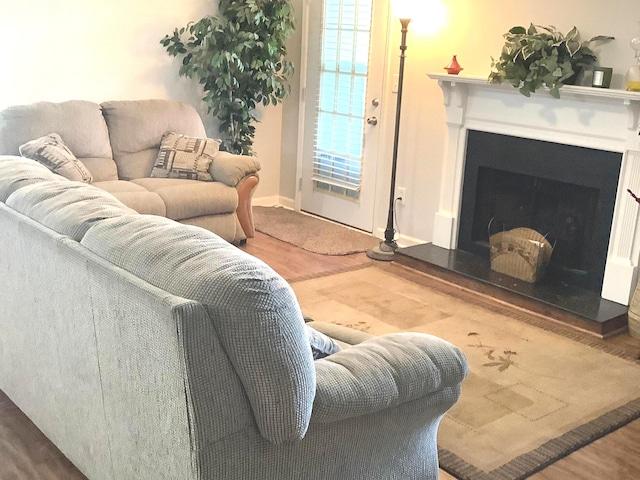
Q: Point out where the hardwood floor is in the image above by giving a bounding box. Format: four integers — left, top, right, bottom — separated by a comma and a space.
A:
1, 232, 639, 479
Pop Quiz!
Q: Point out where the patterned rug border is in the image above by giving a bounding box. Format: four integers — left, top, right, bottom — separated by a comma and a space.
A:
288, 262, 373, 284
293, 262, 640, 479
438, 397, 640, 480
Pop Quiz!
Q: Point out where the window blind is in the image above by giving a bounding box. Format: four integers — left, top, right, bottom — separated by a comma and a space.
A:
312, 0, 373, 196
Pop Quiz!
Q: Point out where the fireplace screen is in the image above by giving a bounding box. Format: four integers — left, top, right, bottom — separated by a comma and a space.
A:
459, 131, 622, 292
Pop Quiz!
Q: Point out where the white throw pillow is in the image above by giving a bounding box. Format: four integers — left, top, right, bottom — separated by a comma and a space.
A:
19, 133, 93, 183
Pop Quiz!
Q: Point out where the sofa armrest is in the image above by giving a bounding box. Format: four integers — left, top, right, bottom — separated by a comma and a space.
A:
209, 151, 261, 187
310, 332, 468, 423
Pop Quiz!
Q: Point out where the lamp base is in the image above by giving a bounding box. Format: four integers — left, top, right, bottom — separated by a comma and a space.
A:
366, 241, 397, 261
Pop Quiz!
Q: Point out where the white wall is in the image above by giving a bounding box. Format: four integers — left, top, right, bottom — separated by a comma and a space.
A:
281, 0, 640, 243
3, 0, 637, 233
0, 0, 282, 198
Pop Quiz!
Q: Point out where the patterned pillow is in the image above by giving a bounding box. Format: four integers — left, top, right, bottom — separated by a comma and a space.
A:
19, 133, 93, 183
306, 325, 342, 360
150, 132, 220, 181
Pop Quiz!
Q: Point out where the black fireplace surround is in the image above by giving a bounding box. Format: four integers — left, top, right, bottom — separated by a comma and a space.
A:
458, 130, 622, 293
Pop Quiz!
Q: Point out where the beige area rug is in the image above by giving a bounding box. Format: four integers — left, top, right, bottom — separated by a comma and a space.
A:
291, 264, 640, 480
253, 206, 378, 255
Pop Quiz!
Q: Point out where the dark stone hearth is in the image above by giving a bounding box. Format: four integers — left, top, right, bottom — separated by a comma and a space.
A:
395, 243, 628, 337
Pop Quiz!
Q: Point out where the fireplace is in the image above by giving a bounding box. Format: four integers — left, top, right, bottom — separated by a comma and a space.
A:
395, 75, 640, 334
421, 74, 640, 307
458, 130, 622, 293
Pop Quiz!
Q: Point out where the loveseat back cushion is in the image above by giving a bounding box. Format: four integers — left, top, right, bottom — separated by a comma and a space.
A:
80, 214, 316, 444
6, 181, 137, 241
0, 156, 65, 202
101, 100, 207, 180
0, 100, 117, 182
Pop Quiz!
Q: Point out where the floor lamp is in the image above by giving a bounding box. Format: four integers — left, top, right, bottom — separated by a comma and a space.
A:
367, 2, 413, 261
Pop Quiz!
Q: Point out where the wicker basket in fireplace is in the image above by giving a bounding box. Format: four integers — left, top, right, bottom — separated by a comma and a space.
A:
489, 227, 553, 283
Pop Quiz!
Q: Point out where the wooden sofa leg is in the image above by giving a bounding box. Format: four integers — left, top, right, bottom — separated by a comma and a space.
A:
236, 174, 260, 239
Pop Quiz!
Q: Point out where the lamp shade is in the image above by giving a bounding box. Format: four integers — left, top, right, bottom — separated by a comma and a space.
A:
389, 0, 414, 20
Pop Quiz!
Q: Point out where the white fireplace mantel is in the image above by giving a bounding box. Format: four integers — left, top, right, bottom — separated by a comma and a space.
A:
428, 73, 640, 305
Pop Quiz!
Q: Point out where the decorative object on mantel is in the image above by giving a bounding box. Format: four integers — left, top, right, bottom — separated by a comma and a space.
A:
625, 22, 640, 92
489, 227, 553, 283
626, 188, 640, 338
444, 55, 463, 74
488, 24, 614, 98
592, 66, 613, 88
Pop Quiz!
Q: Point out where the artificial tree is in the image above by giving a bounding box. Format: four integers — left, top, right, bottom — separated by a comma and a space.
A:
161, 0, 295, 155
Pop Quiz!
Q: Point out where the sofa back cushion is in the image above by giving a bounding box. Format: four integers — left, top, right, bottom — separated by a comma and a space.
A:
0, 156, 65, 202
0, 101, 118, 182
101, 100, 207, 181
80, 214, 316, 444
6, 181, 137, 241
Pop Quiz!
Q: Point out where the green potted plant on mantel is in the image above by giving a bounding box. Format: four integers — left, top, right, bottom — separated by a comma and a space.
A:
489, 24, 614, 99
161, 0, 295, 155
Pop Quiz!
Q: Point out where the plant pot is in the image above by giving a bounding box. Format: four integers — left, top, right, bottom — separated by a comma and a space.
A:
628, 283, 640, 339
563, 68, 584, 86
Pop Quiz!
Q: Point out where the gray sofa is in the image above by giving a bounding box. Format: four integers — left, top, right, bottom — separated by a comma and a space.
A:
0, 99, 260, 244
0, 156, 468, 480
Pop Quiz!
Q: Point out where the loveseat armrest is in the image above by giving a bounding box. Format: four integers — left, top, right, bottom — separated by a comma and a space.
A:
310, 332, 468, 423
236, 174, 259, 238
209, 151, 261, 187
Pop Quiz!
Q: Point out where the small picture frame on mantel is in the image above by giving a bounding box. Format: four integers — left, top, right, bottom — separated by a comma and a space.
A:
592, 67, 613, 88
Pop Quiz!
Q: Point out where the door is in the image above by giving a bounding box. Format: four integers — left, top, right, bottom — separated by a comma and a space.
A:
299, 0, 389, 232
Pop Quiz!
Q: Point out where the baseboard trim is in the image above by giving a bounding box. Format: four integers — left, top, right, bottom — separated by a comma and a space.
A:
373, 228, 425, 249
253, 196, 295, 209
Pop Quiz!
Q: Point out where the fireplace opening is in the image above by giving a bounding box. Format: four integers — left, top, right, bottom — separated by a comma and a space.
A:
459, 131, 622, 292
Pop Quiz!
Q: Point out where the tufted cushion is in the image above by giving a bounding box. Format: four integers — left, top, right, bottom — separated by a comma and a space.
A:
19, 133, 93, 183
80, 214, 315, 444
101, 100, 207, 180
150, 132, 219, 181
6, 181, 137, 241
0, 100, 112, 159
0, 156, 66, 202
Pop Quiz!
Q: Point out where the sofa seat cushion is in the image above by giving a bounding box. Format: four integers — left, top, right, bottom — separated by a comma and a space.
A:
0, 156, 66, 202
6, 181, 137, 241
131, 178, 237, 220
93, 180, 166, 216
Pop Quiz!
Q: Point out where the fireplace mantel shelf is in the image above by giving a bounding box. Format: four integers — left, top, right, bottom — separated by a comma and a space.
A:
428, 73, 640, 103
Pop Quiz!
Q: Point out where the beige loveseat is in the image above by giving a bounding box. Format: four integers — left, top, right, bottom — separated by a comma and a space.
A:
0, 99, 260, 244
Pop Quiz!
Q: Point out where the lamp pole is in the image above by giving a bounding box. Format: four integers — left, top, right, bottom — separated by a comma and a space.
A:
367, 17, 411, 261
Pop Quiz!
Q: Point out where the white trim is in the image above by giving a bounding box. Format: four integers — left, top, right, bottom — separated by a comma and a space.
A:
253, 195, 295, 210
294, 0, 310, 211
372, 228, 424, 248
